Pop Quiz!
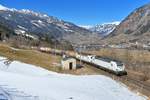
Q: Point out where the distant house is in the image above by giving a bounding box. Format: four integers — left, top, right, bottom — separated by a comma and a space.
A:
61, 56, 76, 70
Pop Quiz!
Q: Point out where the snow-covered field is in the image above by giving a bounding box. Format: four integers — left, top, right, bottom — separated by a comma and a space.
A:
0, 56, 147, 100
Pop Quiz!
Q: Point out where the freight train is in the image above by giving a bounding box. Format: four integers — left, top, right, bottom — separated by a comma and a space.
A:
76, 53, 127, 76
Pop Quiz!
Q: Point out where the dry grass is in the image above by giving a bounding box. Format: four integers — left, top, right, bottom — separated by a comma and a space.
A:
86, 48, 150, 63
62, 63, 103, 75
0, 43, 107, 74
0, 44, 61, 71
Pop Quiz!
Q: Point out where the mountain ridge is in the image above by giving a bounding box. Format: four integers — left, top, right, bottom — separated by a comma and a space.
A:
0, 4, 100, 46
102, 3, 150, 47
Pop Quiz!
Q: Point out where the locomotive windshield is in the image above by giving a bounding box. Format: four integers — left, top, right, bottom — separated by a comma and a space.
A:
116, 60, 124, 67
117, 63, 123, 67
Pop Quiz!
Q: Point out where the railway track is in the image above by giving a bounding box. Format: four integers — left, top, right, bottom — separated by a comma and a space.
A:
120, 76, 150, 93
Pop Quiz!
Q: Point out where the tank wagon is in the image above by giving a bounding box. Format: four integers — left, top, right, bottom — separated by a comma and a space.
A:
76, 53, 127, 76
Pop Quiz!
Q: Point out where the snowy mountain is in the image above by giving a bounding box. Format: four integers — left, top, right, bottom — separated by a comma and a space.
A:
0, 56, 147, 100
0, 4, 100, 45
79, 25, 93, 29
81, 22, 120, 36
90, 22, 120, 36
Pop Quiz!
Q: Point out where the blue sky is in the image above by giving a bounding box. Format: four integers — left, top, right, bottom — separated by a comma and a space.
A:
0, 0, 150, 25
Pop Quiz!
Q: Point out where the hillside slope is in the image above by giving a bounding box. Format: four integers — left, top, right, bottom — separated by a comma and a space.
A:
0, 56, 147, 100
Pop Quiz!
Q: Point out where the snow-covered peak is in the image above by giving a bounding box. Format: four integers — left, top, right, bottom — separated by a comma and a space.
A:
102, 21, 120, 25
0, 4, 49, 19
18, 9, 40, 16
80, 21, 120, 36
17, 9, 50, 19
20, 9, 32, 13
79, 25, 93, 29
0, 4, 16, 11
0, 4, 9, 11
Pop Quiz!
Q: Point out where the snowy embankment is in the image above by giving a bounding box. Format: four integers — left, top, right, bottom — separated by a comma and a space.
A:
0, 56, 147, 100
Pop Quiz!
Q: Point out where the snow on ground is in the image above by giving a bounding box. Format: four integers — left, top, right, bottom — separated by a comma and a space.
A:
0, 56, 147, 100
